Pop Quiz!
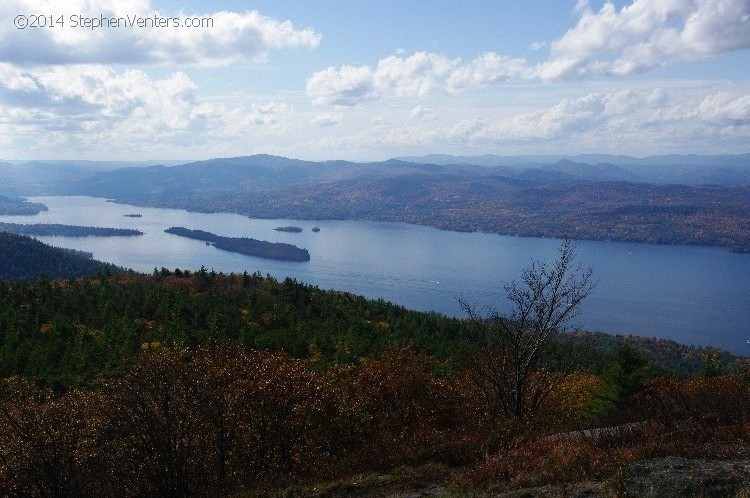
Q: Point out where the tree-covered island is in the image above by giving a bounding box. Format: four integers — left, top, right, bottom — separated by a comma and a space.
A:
165, 226, 310, 261
274, 225, 303, 232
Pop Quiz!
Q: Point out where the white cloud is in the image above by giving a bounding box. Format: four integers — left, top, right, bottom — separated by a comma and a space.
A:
307, 0, 750, 106
374, 52, 454, 97
243, 102, 291, 126
3, 58, 748, 160
538, 0, 750, 79
307, 50, 528, 104
500, 93, 608, 139
298, 87, 750, 158
698, 92, 750, 126
0, 1, 320, 66
446, 52, 527, 92
307, 52, 454, 106
0, 64, 200, 126
306, 65, 376, 106
409, 105, 436, 120
310, 113, 342, 127
0, 63, 299, 155
574, 0, 590, 14
477, 88, 750, 148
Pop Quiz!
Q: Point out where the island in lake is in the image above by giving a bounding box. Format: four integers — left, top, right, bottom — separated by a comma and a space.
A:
165, 227, 310, 262
0, 222, 143, 237
124, 213, 142, 218
274, 226, 303, 233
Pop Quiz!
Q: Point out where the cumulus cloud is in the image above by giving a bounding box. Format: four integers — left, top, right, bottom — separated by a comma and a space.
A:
243, 102, 291, 126
0, 0, 320, 66
482, 88, 750, 148
499, 93, 608, 139
305, 87, 750, 157
0, 64, 203, 128
0, 63, 295, 154
307, 50, 530, 104
698, 92, 750, 126
537, 0, 750, 79
446, 52, 526, 92
309, 51, 530, 105
307, 0, 750, 105
306, 52, 454, 106
409, 105, 436, 121
306, 65, 376, 106
310, 113, 342, 127
574, 0, 590, 15
374, 52, 454, 97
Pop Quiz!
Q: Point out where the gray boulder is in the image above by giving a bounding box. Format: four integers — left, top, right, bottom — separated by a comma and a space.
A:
623, 457, 750, 497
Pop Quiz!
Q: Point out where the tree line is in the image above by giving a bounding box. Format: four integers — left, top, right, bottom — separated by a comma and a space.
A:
0, 232, 120, 281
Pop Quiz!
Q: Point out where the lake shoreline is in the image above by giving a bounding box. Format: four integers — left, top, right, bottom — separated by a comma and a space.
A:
2, 196, 748, 354
98, 196, 748, 253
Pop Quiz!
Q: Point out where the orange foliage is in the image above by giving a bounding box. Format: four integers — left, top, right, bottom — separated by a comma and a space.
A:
0, 378, 106, 496
638, 374, 750, 427
1, 348, 748, 496
459, 436, 621, 489
534, 372, 604, 432
458, 374, 750, 491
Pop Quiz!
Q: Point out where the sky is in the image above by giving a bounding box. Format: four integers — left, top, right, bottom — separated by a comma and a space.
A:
0, 0, 749, 161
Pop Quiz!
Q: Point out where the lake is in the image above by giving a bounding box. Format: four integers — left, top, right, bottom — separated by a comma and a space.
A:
3, 196, 749, 353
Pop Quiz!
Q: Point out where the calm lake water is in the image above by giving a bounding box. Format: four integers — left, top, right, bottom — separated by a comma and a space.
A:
3, 196, 749, 354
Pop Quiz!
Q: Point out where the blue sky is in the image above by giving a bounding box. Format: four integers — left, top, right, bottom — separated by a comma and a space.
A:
1, 0, 749, 160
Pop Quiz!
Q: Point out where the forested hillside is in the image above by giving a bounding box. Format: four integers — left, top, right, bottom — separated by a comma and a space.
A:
0, 232, 120, 280
0, 229, 748, 496
58, 155, 750, 251
1, 270, 745, 391
0, 195, 47, 215
0, 270, 748, 495
0, 270, 472, 389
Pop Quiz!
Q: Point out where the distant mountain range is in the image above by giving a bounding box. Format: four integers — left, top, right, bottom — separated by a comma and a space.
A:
2, 154, 748, 200
1, 154, 748, 250
396, 153, 750, 167
0, 160, 189, 196
396, 154, 750, 185
58, 155, 458, 199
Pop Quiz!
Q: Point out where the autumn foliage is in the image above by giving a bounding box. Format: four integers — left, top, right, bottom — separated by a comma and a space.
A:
0, 346, 477, 496
1, 343, 747, 496
458, 373, 750, 490
0, 271, 748, 495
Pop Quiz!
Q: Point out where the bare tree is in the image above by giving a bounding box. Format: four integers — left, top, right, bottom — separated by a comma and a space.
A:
461, 238, 595, 421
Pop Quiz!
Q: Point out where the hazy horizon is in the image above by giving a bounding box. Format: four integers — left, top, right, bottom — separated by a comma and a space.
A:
3, 151, 750, 167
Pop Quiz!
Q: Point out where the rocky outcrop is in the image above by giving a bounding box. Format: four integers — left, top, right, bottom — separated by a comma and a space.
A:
623, 457, 750, 497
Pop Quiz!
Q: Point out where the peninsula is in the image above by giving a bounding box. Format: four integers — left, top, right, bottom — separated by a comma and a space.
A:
0, 195, 48, 215
0, 222, 143, 237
